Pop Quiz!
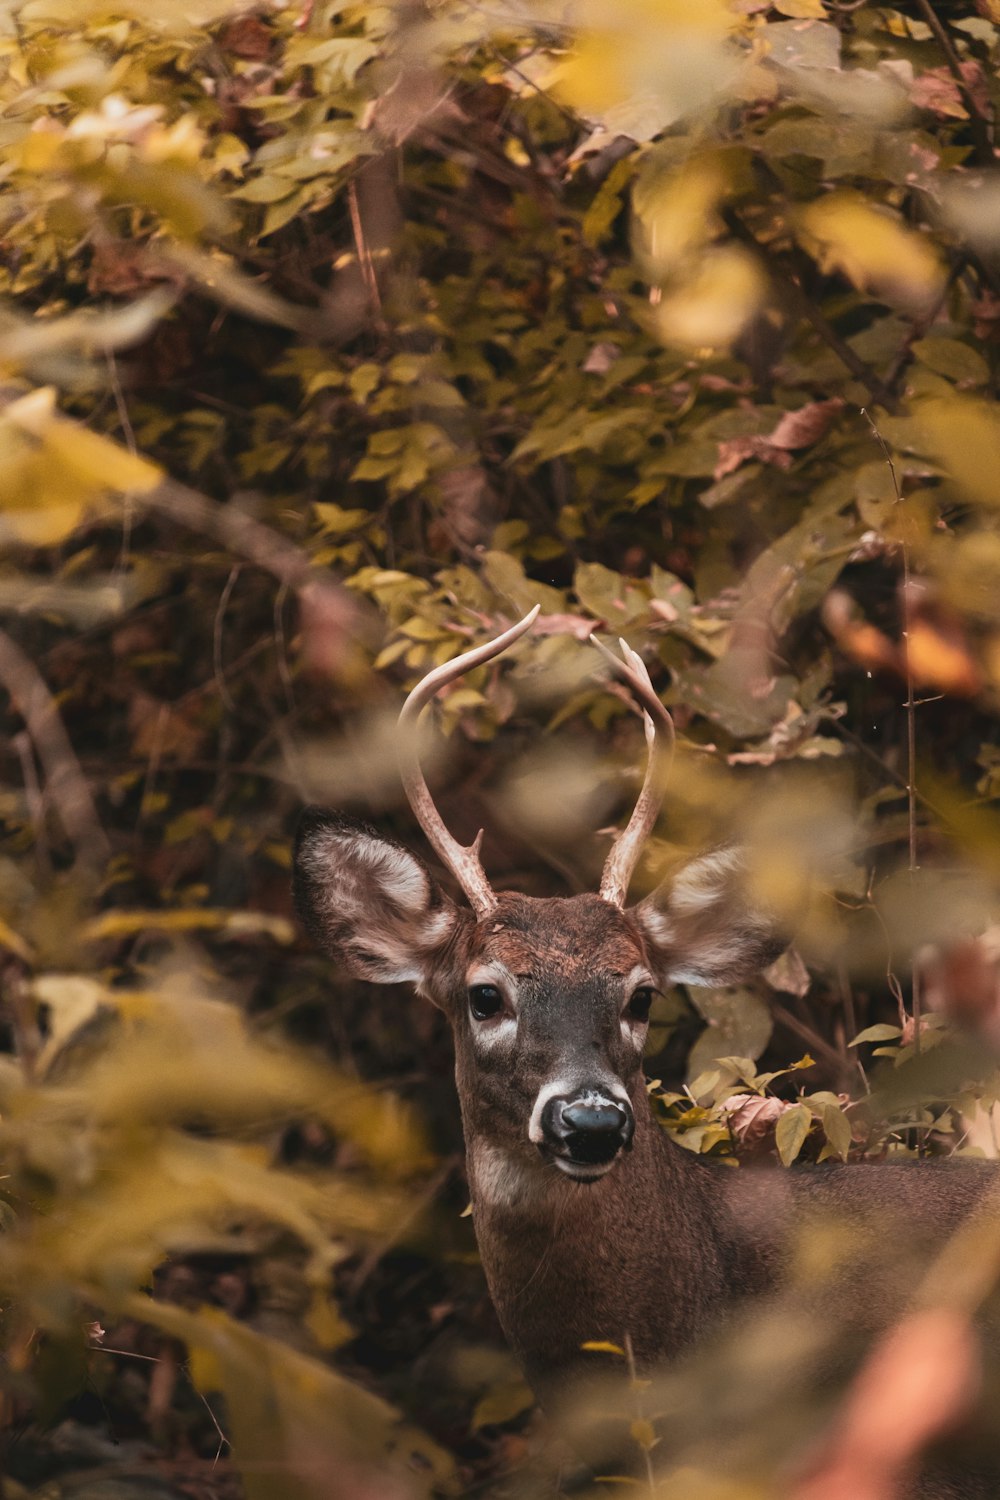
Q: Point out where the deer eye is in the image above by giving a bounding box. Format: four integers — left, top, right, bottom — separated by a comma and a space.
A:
469, 984, 504, 1021
627, 987, 655, 1023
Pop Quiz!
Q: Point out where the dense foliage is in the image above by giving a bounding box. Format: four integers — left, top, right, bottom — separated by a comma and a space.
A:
3, 0, 1000, 1495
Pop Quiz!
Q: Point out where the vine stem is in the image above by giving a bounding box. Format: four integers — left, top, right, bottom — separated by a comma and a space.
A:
861, 408, 921, 1058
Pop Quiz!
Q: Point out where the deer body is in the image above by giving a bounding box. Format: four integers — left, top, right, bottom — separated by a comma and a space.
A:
467, 1096, 740, 1397
468, 1083, 992, 1404
293, 612, 998, 1496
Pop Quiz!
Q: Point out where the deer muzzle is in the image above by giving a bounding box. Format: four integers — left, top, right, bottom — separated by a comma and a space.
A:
539, 1088, 635, 1178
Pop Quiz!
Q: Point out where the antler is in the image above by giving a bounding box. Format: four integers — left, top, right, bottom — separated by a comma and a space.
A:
398, 606, 540, 917
591, 636, 676, 908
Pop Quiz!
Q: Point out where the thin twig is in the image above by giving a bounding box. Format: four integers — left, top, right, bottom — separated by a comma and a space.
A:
861, 411, 919, 879
623, 1332, 657, 1493
273, 580, 296, 714
143, 479, 362, 677
13, 730, 48, 873
106, 349, 137, 583
147, 479, 346, 604
213, 565, 242, 715
724, 207, 899, 411
771, 1002, 847, 1075
348, 177, 383, 318
0, 630, 110, 868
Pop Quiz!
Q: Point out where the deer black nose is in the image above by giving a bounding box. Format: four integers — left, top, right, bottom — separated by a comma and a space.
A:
541, 1091, 634, 1166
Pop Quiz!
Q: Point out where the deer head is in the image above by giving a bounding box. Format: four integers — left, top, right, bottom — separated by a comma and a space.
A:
294, 610, 784, 1187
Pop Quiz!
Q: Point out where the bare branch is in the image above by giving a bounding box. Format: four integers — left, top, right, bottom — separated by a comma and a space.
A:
0, 629, 110, 868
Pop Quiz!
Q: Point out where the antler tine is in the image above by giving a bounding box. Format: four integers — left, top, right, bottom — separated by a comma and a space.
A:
591, 635, 676, 908
398, 605, 540, 917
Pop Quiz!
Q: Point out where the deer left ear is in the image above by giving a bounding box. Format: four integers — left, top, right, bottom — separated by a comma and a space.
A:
631, 846, 786, 988
293, 808, 460, 986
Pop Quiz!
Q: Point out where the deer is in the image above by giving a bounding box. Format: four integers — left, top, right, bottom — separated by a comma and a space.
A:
293, 606, 999, 1496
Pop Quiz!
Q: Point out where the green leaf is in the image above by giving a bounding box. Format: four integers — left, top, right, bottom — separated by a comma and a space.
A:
850, 1024, 903, 1046
912, 337, 989, 387
820, 1101, 852, 1161
471, 1378, 535, 1430
775, 1103, 812, 1166
687, 989, 773, 1080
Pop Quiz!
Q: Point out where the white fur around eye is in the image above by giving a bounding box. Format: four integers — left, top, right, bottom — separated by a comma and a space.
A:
466, 964, 518, 1050
620, 965, 655, 1043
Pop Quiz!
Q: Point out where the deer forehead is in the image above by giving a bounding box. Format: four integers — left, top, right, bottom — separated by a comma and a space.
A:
465, 892, 646, 980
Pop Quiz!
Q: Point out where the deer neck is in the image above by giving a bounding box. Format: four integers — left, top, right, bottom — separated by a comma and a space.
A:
463, 1088, 732, 1398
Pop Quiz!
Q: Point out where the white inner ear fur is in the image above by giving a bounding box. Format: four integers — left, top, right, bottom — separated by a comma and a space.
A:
339, 830, 432, 911
634, 846, 776, 988
669, 847, 743, 913
300, 824, 454, 984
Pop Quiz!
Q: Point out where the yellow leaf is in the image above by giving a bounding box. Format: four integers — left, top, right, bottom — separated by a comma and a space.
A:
555, 0, 737, 135
56, 988, 428, 1175
0, 500, 89, 546
629, 1418, 658, 1451
774, 0, 826, 14
305, 1289, 351, 1351
917, 396, 1000, 509
471, 1378, 535, 1429
0, 290, 175, 369
654, 245, 765, 350
126, 1297, 454, 1500
0, 390, 162, 544
799, 192, 944, 313
581, 1339, 627, 1355
776, 1102, 812, 1166
82, 907, 296, 943
39, 420, 162, 495
634, 151, 730, 274
31, 973, 112, 1074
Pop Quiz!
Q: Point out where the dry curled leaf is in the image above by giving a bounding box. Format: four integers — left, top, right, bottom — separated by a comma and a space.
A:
910, 62, 989, 120
714, 399, 843, 479
721, 1092, 788, 1150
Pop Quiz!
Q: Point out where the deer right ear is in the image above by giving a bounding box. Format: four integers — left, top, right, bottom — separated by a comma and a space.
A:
293, 809, 460, 987
632, 845, 787, 988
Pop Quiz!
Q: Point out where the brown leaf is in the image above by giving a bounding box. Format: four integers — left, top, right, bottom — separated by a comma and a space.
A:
714, 400, 842, 478
922, 928, 1000, 1048
721, 1093, 788, 1150
910, 66, 969, 120
767, 398, 844, 451
763, 946, 812, 997
219, 16, 274, 60
910, 62, 989, 120
128, 692, 207, 762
